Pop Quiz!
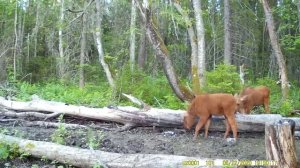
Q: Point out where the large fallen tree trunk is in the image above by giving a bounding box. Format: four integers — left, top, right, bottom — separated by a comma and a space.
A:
0, 134, 232, 168
1, 96, 300, 132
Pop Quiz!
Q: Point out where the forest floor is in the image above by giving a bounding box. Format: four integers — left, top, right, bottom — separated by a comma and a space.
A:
1, 116, 300, 168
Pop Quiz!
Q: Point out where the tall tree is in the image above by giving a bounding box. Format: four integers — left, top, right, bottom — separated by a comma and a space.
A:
0, 54, 6, 83
192, 0, 206, 87
94, 0, 115, 89
297, 0, 300, 31
173, 1, 200, 94
129, 0, 136, 72
224, 0, 232, 64
13, 1, 19, 80
79, 3, 87, 88
262, 0, 289, 99
137, 18, 147, 70
58, 0, 65, 78
135, 0, 193, 101
33, 0, 40, 58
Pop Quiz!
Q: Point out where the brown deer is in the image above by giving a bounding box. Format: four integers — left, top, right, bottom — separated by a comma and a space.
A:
235, 86, 270, 114
183, 93, 238, 140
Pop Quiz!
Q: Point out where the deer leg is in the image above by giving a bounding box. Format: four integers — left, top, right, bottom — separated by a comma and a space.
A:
264, 98, 270, 113
193, 115, 209, 140
226, 115, 238, 139
224, 118, 231, 139
204, 116, 211, 138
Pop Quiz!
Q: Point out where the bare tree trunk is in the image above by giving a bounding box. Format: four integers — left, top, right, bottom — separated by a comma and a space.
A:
33, 1, 40, 58
297, 0, 300, 32
79, 9, 87, 89
0, 55, 6, 83
192, 0, 206, 87
135, 0, 193, 102
209, 0, 217, 69
13, 2, 19, 81
173, 2, 200, 94
262, 0, 289, 99
137, 20, 147, 69
224, 0, 232, 64
58, 0, 65, 78
129, 0, 136, 72
94, 0, 115, 90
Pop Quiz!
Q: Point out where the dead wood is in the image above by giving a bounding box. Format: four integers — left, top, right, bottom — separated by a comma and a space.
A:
0, 134, 231, 168
0, 107, 60, 119
265, 119, 299, 168
0, 119, 113, 131
2, 96, 300, 133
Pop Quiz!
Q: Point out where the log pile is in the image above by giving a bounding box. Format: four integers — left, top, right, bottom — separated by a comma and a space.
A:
1, 96, 300, 132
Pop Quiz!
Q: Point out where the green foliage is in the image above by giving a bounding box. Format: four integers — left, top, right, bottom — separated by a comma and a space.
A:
51, 115, 69, 145
204, 64, 242, 94
0, 142, 21, 160
25, 56, 57, 82
115, 65, 185, 109
87, 129, 104, 150
1, 80, 113, 107
277, 99, 294, 116
31, 164, 39, 168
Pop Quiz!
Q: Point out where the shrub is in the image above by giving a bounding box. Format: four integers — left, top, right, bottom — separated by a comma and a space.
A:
204, 64, 242, 94
115, 65, 185, 109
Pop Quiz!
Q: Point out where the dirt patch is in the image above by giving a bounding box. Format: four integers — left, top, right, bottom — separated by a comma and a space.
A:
1, 119, 300, 167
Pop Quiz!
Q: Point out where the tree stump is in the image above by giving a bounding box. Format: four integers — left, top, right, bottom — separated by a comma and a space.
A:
265, 119, 299, 168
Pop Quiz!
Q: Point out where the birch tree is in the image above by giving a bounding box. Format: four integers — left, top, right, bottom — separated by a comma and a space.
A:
58, 0, 65, 78
262, 0, 289, 99
13, 1, 19, 80
173, 1, 200, 94
33, 1, 40, 58
94, 0, 115, 89
129, 0, 136, 72
192, 0, 205, 87
224, 0, 232, 64
79, 5, 87, 88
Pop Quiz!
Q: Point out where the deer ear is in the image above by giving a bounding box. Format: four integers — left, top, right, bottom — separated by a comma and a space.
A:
240, 95, 248, 102
234, 93, 239, 99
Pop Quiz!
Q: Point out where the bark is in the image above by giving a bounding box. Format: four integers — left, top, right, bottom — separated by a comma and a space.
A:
0, 54, 6, 83
262, 0, 289, 99
129, 0, 136, 72
137, 18, 147, 69
13, 1, 19, 80
79, 8, 87, 88
297, 0, 300, 31
0, 134, 230, 168
239, 64, 245, 85
173, 2, 200, 94
3, 96, 300, 132
224, 0, 232, 64
33, 1, 40, 58
58, 0, 65, 78
265, 119, 299, 168
94, 0, 115, 89
135, 0, 191, 102
192, 0, 206, 87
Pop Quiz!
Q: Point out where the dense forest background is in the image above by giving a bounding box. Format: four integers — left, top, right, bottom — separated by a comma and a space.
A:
0, 0, 300, 116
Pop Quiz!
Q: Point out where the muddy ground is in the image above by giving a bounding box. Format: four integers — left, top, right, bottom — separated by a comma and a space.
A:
1, 117, 300, 168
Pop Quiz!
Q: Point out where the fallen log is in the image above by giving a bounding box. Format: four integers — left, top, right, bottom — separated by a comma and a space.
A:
0, 134, 233, 168
1, 96, 299, 132
0, 119, 113, 131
